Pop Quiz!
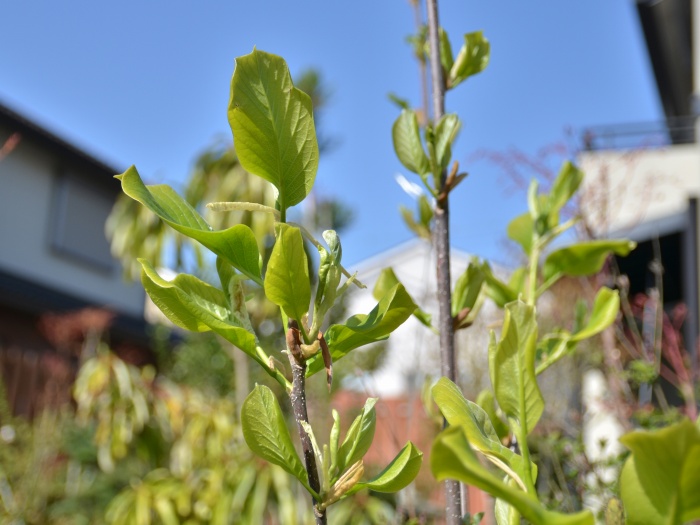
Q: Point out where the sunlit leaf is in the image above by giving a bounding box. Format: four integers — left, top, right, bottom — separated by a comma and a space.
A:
620, 419, 700, 525
264, 223, 311, 322
449, 31, 490, 88
337, 398, 377, 474
374, 267, 430, 328
489, 301, 543, 435
543, 240, 636, 282
117, 166, 262, 284
307, 283, 416, 376
229, 49, 318, 211
393, 109, 430, 176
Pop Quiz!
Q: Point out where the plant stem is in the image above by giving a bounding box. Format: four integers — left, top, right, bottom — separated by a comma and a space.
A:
288, 333, 327, 524
425, 0, 463, 522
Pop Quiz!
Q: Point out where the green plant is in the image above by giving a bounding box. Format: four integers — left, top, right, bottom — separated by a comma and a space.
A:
116, 49, 422, 523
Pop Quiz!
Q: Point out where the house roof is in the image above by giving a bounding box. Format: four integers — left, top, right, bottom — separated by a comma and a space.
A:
637, 0, 693, 120
0, 100, 122, 179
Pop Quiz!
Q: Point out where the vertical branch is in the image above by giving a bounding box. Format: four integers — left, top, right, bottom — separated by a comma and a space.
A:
287, 321, 327, 525
425, 0, 464, 522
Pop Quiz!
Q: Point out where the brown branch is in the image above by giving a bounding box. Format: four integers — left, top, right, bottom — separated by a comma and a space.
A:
287, 320, 327, 524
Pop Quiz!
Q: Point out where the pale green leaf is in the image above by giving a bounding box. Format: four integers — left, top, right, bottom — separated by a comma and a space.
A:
481, 263, 518, 308
350, 441, 423, 494
548, 161, 583, 216
489, 301, 543, 435
449, 31, 490, 88
620, 419, 700, 525
337, 398, 377, 475
543, 240, 636, 282
571, 287, 619, 342
228, 49, 318, 211
241, 385, 314, 495
117, 166, 262, 284
434, 113, 461, 172
264, 223, 311, 322
393, 110, 430, 176
452, 262, 485, 317
432, 378, 533, 485
374, 267, 430, 328
439, 27, 454, 76
432, 426, 594, 525
507, 213, 534, 255
307, 283, 416, 376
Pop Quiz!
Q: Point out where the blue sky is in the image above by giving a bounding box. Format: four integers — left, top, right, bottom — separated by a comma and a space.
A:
0, 1, 661, 267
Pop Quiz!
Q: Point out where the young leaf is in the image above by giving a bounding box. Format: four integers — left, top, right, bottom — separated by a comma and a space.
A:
548, 161, 583, 216
481, 263, 518, 308
449, 31, 490, 88
432, 378, 533, 488
619, 418, 700, 525
374, 267, 431, 329
349, 441, 423, 494
507, 213, 534, 256
570, 287, 619, 342
241, 385, 315, 496
452, 262, 485, 317
543, 240, 636, 282
264, 223, 311, 322
489, 301, 543, 436
433, 114, 461, 172
337, 398, 377, 474
432, 426, 594, 525
476, 389, 510, 442
117, 166, 262, 284
306, 283, 417, 376
228, 49, 318, 212
392, 109, 430, 176
438, 28, 454, 77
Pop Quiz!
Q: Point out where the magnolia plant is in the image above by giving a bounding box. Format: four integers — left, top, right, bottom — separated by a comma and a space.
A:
117, 49, 422, 524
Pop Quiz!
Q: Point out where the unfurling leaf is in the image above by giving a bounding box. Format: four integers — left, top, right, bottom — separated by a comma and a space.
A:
264, 223, 311, 322
543, 240, 636, 282
349, 441, 423, 494
337, 398, 377, 475
374, 268, 431, 328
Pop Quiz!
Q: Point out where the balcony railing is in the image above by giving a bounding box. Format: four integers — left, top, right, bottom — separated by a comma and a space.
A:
581, 115, 696, 151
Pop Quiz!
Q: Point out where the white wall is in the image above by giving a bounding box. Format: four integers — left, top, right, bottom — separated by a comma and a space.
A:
579, 145, 700, 237
0, 128, 144, 316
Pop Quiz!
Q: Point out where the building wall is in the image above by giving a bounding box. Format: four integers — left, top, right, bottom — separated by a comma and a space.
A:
579, 144, 700, 237
0, 126, 144, 316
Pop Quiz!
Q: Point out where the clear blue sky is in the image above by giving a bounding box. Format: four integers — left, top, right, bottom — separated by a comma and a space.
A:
0, 1, 661, 267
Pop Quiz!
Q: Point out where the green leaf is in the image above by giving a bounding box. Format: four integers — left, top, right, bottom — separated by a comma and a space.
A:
571, 287, 619, 342
374, 267, 431, 328
476, 389, 510, 442
418, 195, 434, 226
307, 283, 416, 376
489, 301, 543, 435
337, 398, 377, 474
388, 93, 411, 110
452, 262, 485, 317
438, 28, 454, 77
548, 161, 583, 216
507, 213, 534, 256
449, 31, 490, 88
432, 426, 594, 525
432, 378, 533, 487
619, 418, 700, 525
393, 109, 430, 176
117, 166, 262, 284
543, 240, 636, 282
228, 49, 318, 211
241, 385, 315, 496
434, 114, 461, 172
264, 223, 311, 322
481, 263, 518, 308
350, 442, 423, 494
